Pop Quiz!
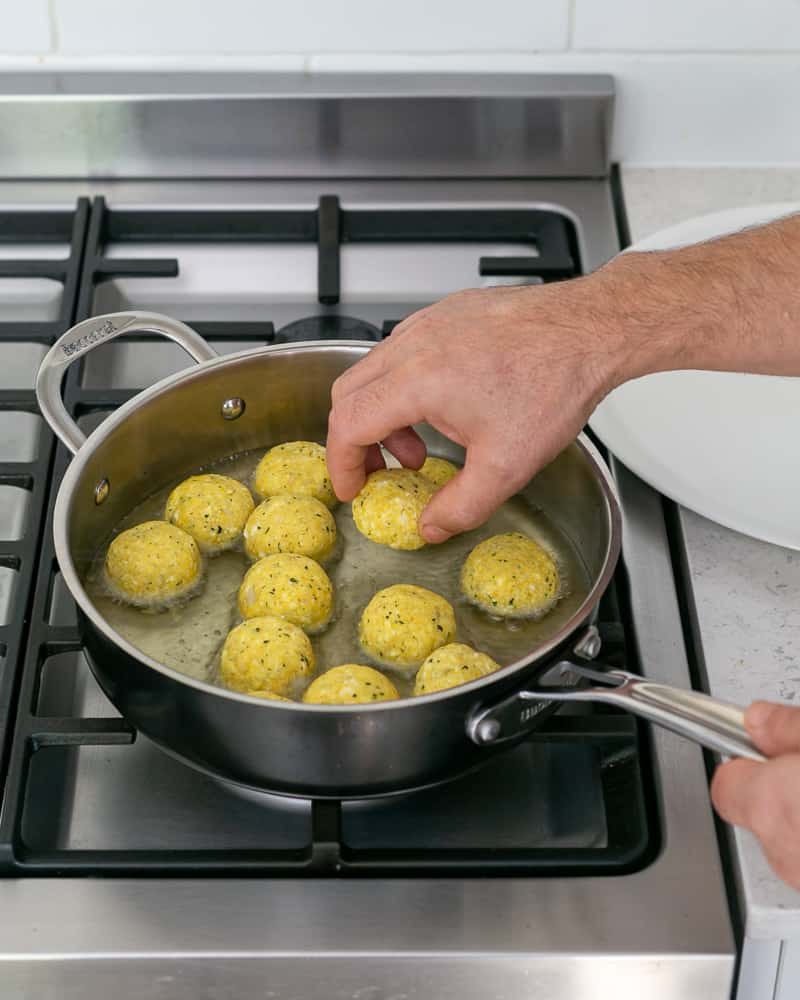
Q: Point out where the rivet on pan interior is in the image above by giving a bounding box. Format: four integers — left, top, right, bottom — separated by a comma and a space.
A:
573, 625, 602, 660
476, 719, 501, 744
94, 478, 110, 505
221, 397, 246, 421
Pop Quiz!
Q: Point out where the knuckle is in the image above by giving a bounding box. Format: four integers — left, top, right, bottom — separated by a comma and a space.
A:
330, 376, 348, 405
345, 388, 376, 425
390, 317, 423, 341
406, 315, 437, 341
327, 404, 351, 441
474, 449, 527, 493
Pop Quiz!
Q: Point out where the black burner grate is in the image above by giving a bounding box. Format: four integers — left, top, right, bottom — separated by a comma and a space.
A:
77, 197, 277, 343
1, 529, 654, 876
0, 200, 89, 809
0, 196, 655, 878
0, 201, 88, 344
77, 194, 578, 332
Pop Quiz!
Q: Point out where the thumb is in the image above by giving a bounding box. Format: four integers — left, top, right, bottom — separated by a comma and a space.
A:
745, 701, 800, 757
419, 450, 521, 544
710, 757, 764, 828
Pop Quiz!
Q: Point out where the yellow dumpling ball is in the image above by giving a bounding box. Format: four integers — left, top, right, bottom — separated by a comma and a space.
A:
220, 616, 314, 697
358, 583, 456, 669
413, 643, 501, 696
164, 473, 254, 553
351, 468, 435, 551
246, 689, 293, 702
254, 441, 336, 508
420, 456, 459, 489
243, 494, 336, 562
302, 664, 399, 705
104, 520, 201, 608
461, 532, 560, 619
238, 553, 333, 633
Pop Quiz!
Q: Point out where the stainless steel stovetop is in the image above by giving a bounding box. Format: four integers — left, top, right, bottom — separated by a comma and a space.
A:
0, 74, 735, 999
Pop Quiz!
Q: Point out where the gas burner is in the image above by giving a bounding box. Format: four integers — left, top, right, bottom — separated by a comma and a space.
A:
275, 315, 381, 343
0, 74, 736, 997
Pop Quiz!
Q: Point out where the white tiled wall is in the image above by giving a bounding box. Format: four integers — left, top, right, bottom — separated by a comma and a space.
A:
1, 0, 49, 52
1, 0, 799, 164
54, 0, 568, 54
574, 0, 800, 52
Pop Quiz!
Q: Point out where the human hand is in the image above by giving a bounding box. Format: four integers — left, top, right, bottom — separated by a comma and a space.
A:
326, 273, 634, 543
328, 214, 800, 544
711, 702, 800, 890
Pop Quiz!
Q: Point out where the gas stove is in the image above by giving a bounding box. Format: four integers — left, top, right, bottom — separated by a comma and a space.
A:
0, 74, 734, 999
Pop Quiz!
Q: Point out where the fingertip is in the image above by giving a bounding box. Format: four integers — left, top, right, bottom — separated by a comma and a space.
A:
744, 701, 800, 756
333, 477, 364, 503
326, 409, 371, 501
710, 758, 762, 827
329, 457, 369, 503
419, 484, 468, 543
746, 701, 777, 732
420, 522, 452, 544
418, 477, 488, 543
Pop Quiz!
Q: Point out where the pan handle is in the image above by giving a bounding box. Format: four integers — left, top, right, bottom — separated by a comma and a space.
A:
467, 629, 766, 762
555, 665, 765, 762
36, 311, 218, 455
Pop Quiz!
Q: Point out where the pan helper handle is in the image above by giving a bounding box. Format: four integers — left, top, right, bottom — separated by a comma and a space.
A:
36, 311, 217, 455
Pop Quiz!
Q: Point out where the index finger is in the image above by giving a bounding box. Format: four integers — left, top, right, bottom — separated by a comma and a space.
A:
331, 304, 435, 405
331, 337, 392, 405
326, 365, 427, 500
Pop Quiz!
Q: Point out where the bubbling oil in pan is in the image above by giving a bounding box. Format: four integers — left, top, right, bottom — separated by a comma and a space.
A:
84, 448, 591, 700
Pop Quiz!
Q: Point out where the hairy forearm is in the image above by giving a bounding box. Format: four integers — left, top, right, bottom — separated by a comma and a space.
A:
591, 213, 800, 389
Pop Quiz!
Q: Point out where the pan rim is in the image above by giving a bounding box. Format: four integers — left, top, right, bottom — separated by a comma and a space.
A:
53, 339, 622, 714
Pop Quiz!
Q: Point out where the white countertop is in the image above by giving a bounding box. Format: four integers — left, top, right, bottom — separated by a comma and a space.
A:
621, 167, 800, 939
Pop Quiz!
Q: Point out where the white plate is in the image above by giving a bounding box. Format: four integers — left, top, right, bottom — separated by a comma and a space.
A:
589, 202, 800, 550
